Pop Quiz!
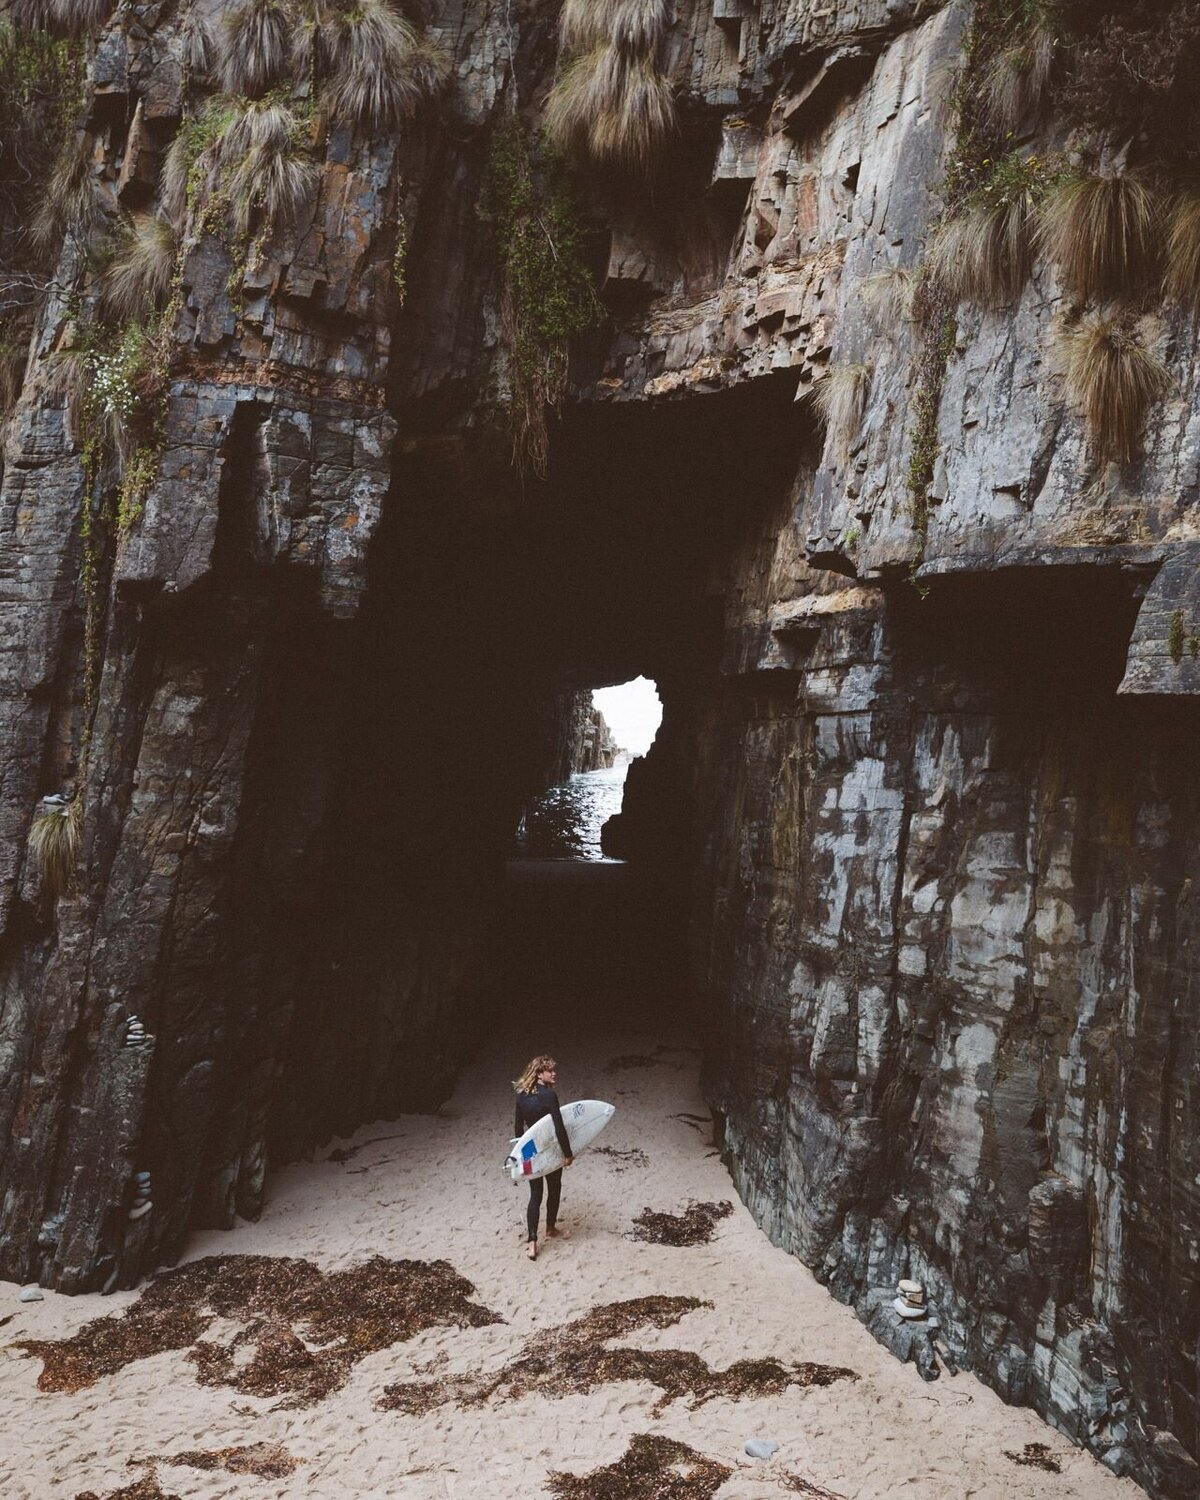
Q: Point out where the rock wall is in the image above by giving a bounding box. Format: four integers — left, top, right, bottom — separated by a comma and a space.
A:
574, 706, 619, 774
0, 0, 1198, 1494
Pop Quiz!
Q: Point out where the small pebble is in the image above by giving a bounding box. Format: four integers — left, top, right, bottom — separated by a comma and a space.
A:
744, 1438, 779, 1459
19, 1286, 43, 1303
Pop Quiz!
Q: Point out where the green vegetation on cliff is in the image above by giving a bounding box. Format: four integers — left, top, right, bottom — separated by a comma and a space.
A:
0, 22, 83, 408
485, 124, 600, 478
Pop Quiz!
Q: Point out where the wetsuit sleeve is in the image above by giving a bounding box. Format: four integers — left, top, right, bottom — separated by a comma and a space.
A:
514, 1095, 524, 1138
548, 1090, 572, 1158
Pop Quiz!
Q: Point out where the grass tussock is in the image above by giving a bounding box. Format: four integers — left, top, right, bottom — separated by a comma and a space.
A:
928, 153, 1047, 307
163, 97, 316, 237
178, 7, 215, 80
559, 0, 669, 57
380, 1294, 857, 1416
217, 0, 291, 98
547, 1434, 730, 1500
548, 0, 675, 174
54, 0, 113, 32
16, 0, 113, 35
17, 1253, 500, 1407
860, 266, 918, 329
809, 363, 871, 465
1164, 192, 1200, 308
101, 215, 177, 322
546, 46, 625, 153
978, 7, 1058, 134
159, 99, 243, 227
1036, 171, 1163, 301
928, 194, 1034, 307
1059, 315, 1172, 466
31, 132, 102, 253
320, 0, 448, 134
27, 798, 80, 897
224, 101, 316, 235
7, 0, 48, 25
548, 49, 674, 175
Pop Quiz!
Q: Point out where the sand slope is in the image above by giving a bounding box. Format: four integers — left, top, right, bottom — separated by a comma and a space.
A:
0, 1026, 1145, 1500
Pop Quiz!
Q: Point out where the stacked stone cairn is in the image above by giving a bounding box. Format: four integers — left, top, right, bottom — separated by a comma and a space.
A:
893, 1279, 927, 1320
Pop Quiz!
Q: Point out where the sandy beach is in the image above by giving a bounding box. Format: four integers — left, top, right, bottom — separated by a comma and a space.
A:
0, 1023, 1145, 1500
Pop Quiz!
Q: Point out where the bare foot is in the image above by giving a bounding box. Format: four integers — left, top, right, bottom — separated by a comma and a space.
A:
525, 1240, 537, 1261
545, 1226, 568, 1240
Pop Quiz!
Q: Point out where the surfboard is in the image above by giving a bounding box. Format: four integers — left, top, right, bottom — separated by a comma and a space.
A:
505, 1099, 615, 1183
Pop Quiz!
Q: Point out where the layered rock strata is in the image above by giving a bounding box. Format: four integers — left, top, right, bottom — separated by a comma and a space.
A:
0, 2, 1197, 1497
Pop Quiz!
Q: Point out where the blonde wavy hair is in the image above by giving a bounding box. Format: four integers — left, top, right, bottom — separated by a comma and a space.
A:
514, 1055, 557, 1093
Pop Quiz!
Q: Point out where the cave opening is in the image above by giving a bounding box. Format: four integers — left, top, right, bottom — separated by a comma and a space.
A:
252, 372, 805, 1166
513, 675, 662, 862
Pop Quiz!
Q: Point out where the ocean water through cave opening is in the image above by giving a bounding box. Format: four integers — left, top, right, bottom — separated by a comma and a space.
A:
513, 677, 663, 861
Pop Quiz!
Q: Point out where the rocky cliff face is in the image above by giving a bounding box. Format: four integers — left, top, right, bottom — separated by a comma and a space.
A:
574, 706, 618, 773
1, 0, 1198, 1494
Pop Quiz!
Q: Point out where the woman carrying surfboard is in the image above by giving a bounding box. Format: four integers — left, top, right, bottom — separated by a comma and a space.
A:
513, 1056, 573, 1261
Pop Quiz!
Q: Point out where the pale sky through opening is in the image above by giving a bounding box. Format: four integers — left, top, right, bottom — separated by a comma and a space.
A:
592, 677, 662, 757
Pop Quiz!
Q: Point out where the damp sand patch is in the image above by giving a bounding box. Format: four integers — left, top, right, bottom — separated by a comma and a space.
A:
380, 1295, 856, 1417
17, 1254, 501, 1408
547, 1434, 731, 1499
1005, 1442, 1063, 1473
630, 1201, 733, 1246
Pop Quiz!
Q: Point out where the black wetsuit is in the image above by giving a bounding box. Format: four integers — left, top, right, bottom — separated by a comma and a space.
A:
514, 1085, 572, 1241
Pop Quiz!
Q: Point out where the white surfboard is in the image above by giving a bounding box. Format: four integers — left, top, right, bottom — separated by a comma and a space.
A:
505, 1099, 615, 1182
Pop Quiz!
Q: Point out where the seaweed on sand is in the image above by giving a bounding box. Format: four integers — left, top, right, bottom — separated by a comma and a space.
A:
546, 1433, 731, 1499
781, 1473, 846, 1497
379, 1294, 857, 1416
133, 1442, 299, 1478
593, 1145, 650, 1171
630, 1201, 733, 1246
1004, 1442, 1062, 1473
76, 1478, 179, 1500
18, 1253, 501, 1408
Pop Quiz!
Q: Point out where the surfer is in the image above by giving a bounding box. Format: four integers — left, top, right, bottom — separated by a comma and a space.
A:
513, 1055, 574, 1261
